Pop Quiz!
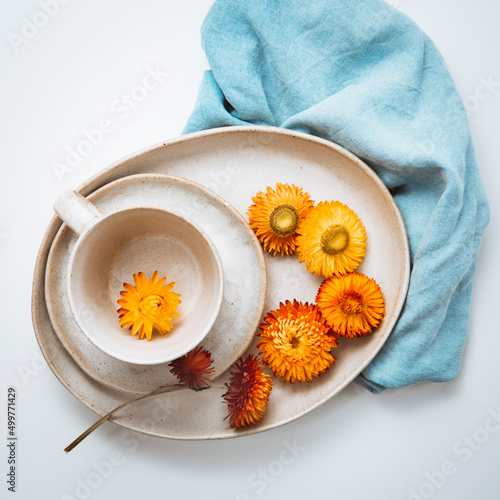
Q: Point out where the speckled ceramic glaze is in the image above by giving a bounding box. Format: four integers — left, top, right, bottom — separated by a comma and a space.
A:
45, 174, 265, 393
33, 126, 410, 440
53, 187, 225, 366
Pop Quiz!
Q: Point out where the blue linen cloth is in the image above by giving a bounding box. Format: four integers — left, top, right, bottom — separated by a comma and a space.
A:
183, 0, 490, 392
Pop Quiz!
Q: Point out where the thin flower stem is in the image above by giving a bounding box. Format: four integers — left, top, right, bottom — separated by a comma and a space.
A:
64, 384, 184, 453
207, 383, 227, 389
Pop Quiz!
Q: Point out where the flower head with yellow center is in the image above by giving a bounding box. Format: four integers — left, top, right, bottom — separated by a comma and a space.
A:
296, 201, 366, 277
247, 183, 314, 256
257, 300, 338, 384
316, 272, 385, 338
117, 271, 181, 341
223, 355, 273, 428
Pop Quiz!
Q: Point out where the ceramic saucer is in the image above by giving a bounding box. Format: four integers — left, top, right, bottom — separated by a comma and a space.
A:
45, 173, 266, 394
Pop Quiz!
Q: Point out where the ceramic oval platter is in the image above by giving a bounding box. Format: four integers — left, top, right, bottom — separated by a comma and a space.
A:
32, 126, 410, 440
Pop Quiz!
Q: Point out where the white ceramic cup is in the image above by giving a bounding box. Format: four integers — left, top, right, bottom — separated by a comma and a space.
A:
53, 189, 224, 365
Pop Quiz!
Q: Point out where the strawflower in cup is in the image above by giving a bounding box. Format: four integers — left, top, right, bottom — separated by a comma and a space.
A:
117, 271, 181, 341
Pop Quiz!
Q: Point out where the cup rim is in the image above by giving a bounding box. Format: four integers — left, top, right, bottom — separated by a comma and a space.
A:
66, 205, 225, 365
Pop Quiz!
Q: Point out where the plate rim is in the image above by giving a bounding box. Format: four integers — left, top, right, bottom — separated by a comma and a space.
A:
32, 125, 411, 440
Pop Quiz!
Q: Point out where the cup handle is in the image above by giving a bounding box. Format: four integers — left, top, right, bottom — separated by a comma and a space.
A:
54, 190, 103, 235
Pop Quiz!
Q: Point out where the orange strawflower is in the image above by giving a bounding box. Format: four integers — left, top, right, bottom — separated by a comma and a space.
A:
223, 355, 273, 428
169, 347, 214, 390
117, 271, 181, 341
316, 272, 385, 338
247, 183, 314, 256
296, 201, 366, 277
257, 300, 338, 383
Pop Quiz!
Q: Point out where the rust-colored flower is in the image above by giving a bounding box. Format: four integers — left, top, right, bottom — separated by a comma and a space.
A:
169, 347, 214, 390
247, 183, 314, 256
117, 271, 181, 341
257, 300, 338, 383
223, 355, 273, 428
316, 272, 385, 338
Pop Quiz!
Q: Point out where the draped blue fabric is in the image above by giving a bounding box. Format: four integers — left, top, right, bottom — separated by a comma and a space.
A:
184, 0, 490, 392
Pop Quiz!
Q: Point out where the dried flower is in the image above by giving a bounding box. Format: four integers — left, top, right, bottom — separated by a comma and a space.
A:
316, 272, 385, 338
296, 201, 366, 277
223, 355, 272, 428
117, 271, 181, 340
169, 347, 214, 390
247, 183, 314, 256
258, 300, 337, 383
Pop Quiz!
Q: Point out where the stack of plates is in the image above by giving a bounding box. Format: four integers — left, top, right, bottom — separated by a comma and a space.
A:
32, 126, 410, 440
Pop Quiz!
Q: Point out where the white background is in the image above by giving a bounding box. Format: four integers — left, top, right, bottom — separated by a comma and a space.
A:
1, 1, 499, 499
